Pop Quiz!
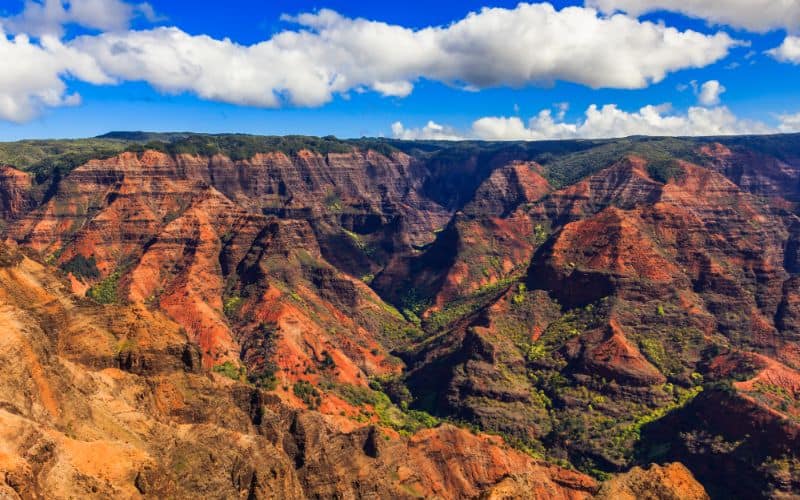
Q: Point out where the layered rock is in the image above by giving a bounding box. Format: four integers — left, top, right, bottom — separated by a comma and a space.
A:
5, 150, 439, 379
2, 134, 800, 497
0, 242, 598, 499
0, 165, 32, 219
596, 462, 709, 500
394, 152, 800, 489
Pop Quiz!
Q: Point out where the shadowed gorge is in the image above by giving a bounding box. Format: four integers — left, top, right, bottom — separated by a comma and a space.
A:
1, 132, 799, 499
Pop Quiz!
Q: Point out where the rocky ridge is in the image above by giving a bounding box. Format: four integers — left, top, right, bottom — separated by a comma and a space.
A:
1, 133, 799, 498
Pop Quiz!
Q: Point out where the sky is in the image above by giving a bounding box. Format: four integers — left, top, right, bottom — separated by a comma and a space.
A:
0, 0, 799, 141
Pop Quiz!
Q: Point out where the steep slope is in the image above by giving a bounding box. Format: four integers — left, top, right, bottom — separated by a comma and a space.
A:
0, 166, 32, 220
1, 133, 799, 498
637, 351, 800, 499
389, 146, 800, 496
0, 241, 599, 499
4, 149, 439, 409
595, 462, 709, 500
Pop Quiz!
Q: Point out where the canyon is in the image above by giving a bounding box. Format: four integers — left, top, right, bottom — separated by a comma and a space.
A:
0, 132, 798, 498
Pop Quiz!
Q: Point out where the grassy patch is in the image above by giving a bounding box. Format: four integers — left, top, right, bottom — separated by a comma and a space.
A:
223, 295, 243, 318
0, 138, 128, 183
424, 278, 515, 333
620, 386, 703, 442
533, 224, 549, 245
647, 159, 685, 184
124, 134, 399, 160
512, 283, 527, 305
324, 380, 439, 435
293, 380, 322, 409
213, 361, 247, 382
86, 271, 121, 304
639, 337, 667, 369
113, 338, 136, 355
324, 189, 343, 212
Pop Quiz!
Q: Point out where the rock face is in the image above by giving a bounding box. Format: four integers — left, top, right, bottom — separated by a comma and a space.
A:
596, 463, 709, 500
638, 352, 800, 499
0, 165, 32, 219
1, 134, 800, 498
0, 242, 597, 499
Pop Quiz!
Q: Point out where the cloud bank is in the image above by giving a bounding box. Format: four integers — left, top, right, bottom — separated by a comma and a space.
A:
779, 112, 800, 133
3, 0, 157, 37
391, 121, 465, 141
586, 0, 800, 66
585, 0, 800, 33
0, 30, 112, 122
0, 3, 739, 122
393, 102, 788, 141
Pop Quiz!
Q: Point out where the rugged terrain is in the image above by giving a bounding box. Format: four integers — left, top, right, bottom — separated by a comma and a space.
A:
0, 132, 798, 498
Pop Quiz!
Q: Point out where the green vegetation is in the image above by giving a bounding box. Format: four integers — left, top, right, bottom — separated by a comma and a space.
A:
223, 295, 243, 318
113, 338, 136, 355
61, 254, 100, 280
341, 228, 379, 257
720, 133, 800, 163
332, 382, 379, 407
531, 305, 601, 356
539, 136, 703, 188
639, 337, 667, 370
533, 224, 549, 245
633, 323, 705, 379
213, 361, 247, 381
647, 159, 684, 184
0, 134, 401, 189
324, 381, 439, 435
293, 380, 322, 409
125, 134, 399, 160
498, 298, 709, 470
399, 288, 430, 325
760, 455, 800, 494
540, 381, 704, 472
86, 271, 121, 304
245, 322, 280, 391
0, 138, 128, 183
369, 375, 414, 408
512, 283, 527, 305
324, 190, 343, 212
4, 132, 797, 198
378, 319, 425, 345
621, 386, 703, 442
424, 277, 515, 333
248, 371, 278, 391
748, 382, 800, 419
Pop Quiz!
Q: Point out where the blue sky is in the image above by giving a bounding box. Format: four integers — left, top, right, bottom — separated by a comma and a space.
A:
0, 0, 798, 140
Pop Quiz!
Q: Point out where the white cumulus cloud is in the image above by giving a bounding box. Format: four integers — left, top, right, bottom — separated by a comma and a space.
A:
62, 4, 736, 110
394, 103, 777, 141
585, 0, 800, 33
769, 36, 800, 63
574, 103, 770, 137
0, 30, 111, 122
779, 112, 800, 133
391, 121, 464, 141
2, 0, 157, 37
473, 110, 579, 140
697, 80, 726, 106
